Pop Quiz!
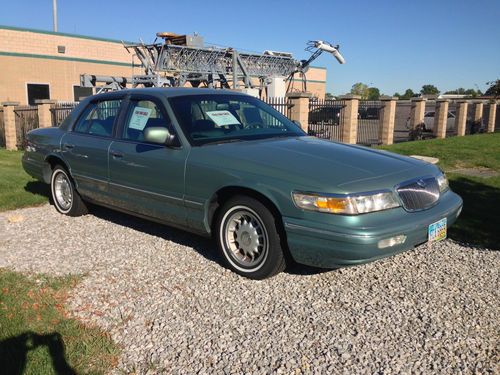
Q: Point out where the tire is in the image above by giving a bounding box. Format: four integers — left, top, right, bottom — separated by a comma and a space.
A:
50, 165, 88, 216
215, 195, 287, 279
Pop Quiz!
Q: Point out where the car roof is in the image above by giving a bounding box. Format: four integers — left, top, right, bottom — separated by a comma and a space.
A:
89, 87, 250, 101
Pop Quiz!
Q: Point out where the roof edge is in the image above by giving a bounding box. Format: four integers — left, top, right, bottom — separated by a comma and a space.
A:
0, 24, 135, 45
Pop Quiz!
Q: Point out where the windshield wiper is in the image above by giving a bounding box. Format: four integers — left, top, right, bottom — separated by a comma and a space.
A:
200, 138, 243, 146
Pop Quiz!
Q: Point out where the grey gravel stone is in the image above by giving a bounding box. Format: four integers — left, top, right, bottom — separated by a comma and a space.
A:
0, 204, 499, 374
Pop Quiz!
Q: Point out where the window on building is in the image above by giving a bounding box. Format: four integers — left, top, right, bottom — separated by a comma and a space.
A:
73, 86, 93, 101
27, 84, 50, 105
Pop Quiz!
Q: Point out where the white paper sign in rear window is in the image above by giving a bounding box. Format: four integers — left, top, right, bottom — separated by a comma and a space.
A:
206, 110, 241, 127
129, 107, 152, 130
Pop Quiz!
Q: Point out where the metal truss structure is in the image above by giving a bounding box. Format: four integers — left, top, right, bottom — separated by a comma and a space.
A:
81, 33, 344, 95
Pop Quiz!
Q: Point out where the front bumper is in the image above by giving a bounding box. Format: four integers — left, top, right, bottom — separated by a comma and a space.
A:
283, 190, 463, 268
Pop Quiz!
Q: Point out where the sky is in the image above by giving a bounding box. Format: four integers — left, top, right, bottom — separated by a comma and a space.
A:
1, 0, 499, 95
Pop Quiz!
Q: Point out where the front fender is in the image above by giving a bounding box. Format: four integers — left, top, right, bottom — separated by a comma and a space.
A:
184, 161, 294, 234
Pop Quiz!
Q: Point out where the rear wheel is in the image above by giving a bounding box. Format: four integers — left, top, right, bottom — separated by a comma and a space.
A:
216, 195, 287, 279
50, 165, 88, 216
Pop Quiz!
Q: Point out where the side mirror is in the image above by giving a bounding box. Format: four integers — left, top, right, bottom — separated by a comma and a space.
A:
144, 127, 176, 146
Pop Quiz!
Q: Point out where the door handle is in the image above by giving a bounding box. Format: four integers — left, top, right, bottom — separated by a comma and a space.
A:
63, 143, 74, 150
110, 150, 124, 158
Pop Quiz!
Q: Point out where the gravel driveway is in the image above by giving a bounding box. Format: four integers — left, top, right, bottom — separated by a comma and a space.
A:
1, 204, 498, 374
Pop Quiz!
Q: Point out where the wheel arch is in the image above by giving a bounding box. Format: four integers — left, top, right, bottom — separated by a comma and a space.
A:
207, 186, 283, 231
43, 154, 69, 184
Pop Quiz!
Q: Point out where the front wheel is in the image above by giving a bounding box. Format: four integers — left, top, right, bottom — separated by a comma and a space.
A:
50, 165, 88, 216
216, 195, 287, 279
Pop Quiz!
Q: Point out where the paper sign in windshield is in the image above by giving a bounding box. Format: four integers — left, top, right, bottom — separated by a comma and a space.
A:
129, 107, 152, 130
206, 110, 240, 127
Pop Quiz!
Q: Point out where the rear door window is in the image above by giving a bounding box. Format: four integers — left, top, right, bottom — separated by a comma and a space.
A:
73, 99, 122, 137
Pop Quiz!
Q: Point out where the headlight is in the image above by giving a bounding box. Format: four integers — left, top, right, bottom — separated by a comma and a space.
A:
292, 191, 400, 215
436, 173, 449, 192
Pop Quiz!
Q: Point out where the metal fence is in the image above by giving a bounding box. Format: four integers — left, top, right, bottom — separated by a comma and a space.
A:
446, 102, 458, 137
0, 108, 4, 148
394, 101, 412, 143
51, 101, 79, 127
308, 99, 346, 141
496, 104, 500, 132
465, 104, 482, 134
264, 97, 291, 118
357, 100, 383, 145
14, 106, 39, 148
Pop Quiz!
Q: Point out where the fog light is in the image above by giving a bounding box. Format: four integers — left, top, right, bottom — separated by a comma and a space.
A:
378, 235, 407, 249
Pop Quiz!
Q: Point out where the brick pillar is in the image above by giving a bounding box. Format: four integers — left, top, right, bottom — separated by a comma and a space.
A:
286, 92, 312, 133
35, 99, 57, 128
2, 102, 20, 150
487, 100, 497, 133
339, 95, 360, 144
455, 100, 468, 136
410, 97, 427, 130
473, 101, 484, 132
433, 99, 449, 138
379, 96, 397, 145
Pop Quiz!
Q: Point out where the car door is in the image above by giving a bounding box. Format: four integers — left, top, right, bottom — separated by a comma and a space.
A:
108, 94, 189, 225
61, 96, 124, 202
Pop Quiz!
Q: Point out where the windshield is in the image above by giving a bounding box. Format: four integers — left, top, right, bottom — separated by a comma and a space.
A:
169, 94, 306, 146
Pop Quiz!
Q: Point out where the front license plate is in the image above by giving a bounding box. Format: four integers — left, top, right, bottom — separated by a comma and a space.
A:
428, 218, 447, 243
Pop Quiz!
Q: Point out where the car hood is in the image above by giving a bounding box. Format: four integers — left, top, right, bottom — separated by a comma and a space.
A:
193, 136, 437, 193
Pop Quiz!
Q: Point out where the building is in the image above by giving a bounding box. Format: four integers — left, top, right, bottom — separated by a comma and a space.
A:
0, 25, 327, 104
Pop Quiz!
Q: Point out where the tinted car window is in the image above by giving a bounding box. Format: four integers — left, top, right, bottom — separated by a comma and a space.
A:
73, 99, 122, 136
122, 100, 173, 142
169, 94, 305, 146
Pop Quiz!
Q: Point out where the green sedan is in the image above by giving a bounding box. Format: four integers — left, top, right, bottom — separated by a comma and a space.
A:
22, 88, 463, 279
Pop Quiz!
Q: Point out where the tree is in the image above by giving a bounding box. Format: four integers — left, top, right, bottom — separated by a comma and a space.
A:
325, 92, 335, 100
350, 82, 369, 99
464, 89, 482, 97
400, 88, 415, 99
420, 84, 440, 96
444, 88, 481, 97
485, 79, 500, 97
394, 92, 401, 98
444, 88, 466, 95
367, 87, 380, 100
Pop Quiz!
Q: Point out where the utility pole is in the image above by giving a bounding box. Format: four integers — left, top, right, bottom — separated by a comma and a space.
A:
53, 0, 58, 32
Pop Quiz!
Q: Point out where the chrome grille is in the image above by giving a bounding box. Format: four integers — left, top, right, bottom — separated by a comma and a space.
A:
397, 177, 440, 211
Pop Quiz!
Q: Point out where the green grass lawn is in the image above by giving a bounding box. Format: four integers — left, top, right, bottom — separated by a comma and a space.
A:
379, 133, 500, 249
0, 270, 118, 374
0, 149, 48, 211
